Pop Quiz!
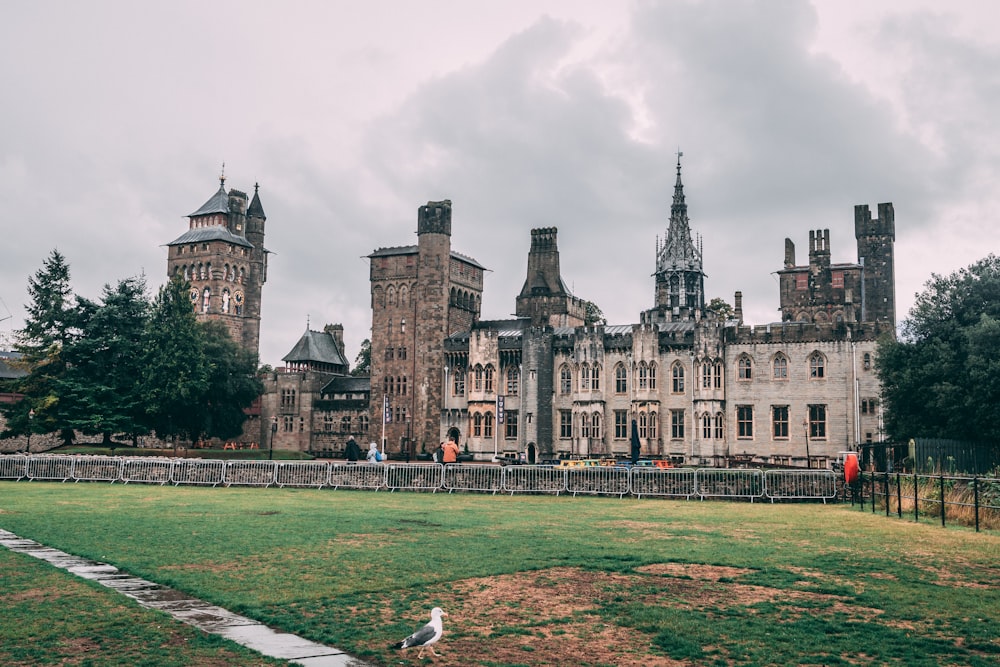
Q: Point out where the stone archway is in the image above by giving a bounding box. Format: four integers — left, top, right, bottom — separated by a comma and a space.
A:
527, 442, 537, 464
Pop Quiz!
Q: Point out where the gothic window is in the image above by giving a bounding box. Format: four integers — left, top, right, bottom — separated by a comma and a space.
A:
809, 352, 826, 379
484, 365, 495, 393
701, 361, 713, 388
580, 364, 590, 391
737, 405, 753, 438
638, 412, 648, 439
649, 411, 658, 439
773, 353, 788, 380
713, 362, 722, 388
560, 365, 572, 394
559, 410, 572, 439
505, 410, 518, 439
453, 369, 465, 396
580, 412, 591, 439
592, 412, 602, 439
863, 352, 872, 370
399, 285, 408, 307
772, 406, 789, 439
401, 376, 407, 395
702, 413, 712, 439
714, 413, 724, 440
506, 366, 519, 395
670, 410, 683, 439
738, 355, 752, 381
283, 416, 294, 432
373, 287, 384, 308
398, 346, 406, 360
474, 365, 484, 392
591, 364, 601, 391
473, 412, 483, 437
387, 286, 396, 306
400, 318, 406, 333
649, 363, 657, 390
340, 416, 351, 433
385, 347, 394, 361
808, 404, 827, 438
638, 362, 648, 390
672, 362, 685, 394
615, 364, 628, 394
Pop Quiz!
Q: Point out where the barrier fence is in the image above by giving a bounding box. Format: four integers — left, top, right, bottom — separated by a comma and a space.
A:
855, 469, 1000, 532
0, 454, 844, 502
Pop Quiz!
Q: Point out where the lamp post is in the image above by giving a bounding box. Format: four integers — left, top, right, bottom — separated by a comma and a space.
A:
802, 417, 811, 469
269, 415, 278, 460
26, 408, 34, 454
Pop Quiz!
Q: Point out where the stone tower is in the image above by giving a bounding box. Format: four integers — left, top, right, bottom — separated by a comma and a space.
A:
654, 155, 705, 320
165, 174, 268, 360
855, 203, 896, 327
368, 200, 484, 455
515, 227, 586, 327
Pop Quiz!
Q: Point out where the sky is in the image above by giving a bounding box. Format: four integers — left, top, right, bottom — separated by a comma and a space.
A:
3, 0, 999, 366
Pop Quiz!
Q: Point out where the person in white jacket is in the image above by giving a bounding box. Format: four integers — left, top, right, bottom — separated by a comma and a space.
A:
366, 442, 381, 463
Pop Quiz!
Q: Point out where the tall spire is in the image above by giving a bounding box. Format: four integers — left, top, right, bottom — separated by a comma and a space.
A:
653, 150, 706, 318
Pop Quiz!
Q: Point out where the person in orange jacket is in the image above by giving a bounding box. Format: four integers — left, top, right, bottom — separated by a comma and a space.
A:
442, 436, 460, 464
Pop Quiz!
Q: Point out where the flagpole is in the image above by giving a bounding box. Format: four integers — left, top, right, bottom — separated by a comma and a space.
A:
381, 394, 388, 458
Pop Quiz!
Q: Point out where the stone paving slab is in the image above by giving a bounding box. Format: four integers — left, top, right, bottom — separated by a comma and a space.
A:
0, 529, 371, 666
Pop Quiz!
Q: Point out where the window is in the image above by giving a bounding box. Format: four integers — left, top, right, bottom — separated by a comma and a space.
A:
714, 362, 722, 388
808, 404, 827, 438
638, 412, 648, 439
385, 347, 394, 361
506, 367, 520, 395
614, 410, 628, 439
474, 366, 483, 392
560, 410, 573, 439
737, 405, 753, 438
649, 411, 658, 439
398, 346, 407, 360
615, 364, 628, 394
702, 413, 712, 439
671, 410, 684, 439
580, 412, 592, 439
560, 365, 572, 394
738, 355, 752, 381
773, 354, 788, 380
861, 398, 878, 414
591, 365, 600, 391
400, 318, 406, 333
580, 364, 591, 391
505, 410, 518, 439
283, 415, 294, 433
649, 363, 657, 390
810, 353, 825, 379
772, 406, 789, 439
592, 412, 602, 439
714, 413, 724, 439
638, 363, 648, 390
280, 389, 296, 409
324, 414, 334, 432
338, 416, 350, 433
453, 369, 465, 396
672, 363, 685, 393
473, 412, 483, 437
359, 415, 369, 433
863, 352, 872, 370
484, 365, 495, 393
701, 362, 713, 388
484, 412, 494, 438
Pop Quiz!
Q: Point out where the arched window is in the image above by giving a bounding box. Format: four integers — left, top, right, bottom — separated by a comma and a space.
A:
638, 362, 648, 390
474, 365, 484, 392
580, 412, 591, 439
638, 412, 648, 439
399, 285, 408, 307
714, 413, 724, 439
615, 364, 628, 394
672, 362, 685, 393
702, 413, 713, 439
580, 364, 591, 391
863, 352, 872, 370
560, 365, 572, 394
592, 412, 602, 439
506, 366, 520, 395
201, 287, 210, 313
483, 412, 494, 438
773, 353, 788, 380
738, 355, 752, 381
649, 363, 657, 390
701, 361, 713, 388
484, 364, 495, 393
649, 411, 658, 439
387, 286, 396, 306
591, 364, 601, 391
810, 352, 825, 379
473, 412, 483, 437
400, 318, 406, 333
713, 362, 722, 388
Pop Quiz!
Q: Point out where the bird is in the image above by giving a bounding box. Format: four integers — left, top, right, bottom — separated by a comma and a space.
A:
392, 606, 448, 658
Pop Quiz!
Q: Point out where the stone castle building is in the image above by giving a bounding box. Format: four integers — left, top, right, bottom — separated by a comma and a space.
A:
177, 160, 895, 467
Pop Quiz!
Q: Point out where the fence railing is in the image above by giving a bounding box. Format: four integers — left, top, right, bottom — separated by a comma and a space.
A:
853, 469, 1000, 532
0, 454, 844, 502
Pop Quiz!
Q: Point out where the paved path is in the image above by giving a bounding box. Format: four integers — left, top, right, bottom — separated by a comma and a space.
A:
0, 529, 370, 666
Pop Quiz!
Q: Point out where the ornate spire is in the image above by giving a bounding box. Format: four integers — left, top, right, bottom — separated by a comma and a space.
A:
654, 151, 706, 317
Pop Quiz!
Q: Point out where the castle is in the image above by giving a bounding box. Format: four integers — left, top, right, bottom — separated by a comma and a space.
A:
172, 158, 895, 467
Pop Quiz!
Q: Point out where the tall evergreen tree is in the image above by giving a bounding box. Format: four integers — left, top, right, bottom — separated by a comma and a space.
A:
352, 338, 371, 377
199, 320, 264, 440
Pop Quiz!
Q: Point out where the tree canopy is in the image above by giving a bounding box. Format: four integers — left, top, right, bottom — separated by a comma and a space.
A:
877, 254, 1000, 443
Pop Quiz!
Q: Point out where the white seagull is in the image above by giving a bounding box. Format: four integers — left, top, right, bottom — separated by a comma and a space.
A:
392, 607, 448, 658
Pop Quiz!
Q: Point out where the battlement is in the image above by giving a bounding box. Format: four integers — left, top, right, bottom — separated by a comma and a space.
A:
854, 202, 895, 240
418, 199, 452, 236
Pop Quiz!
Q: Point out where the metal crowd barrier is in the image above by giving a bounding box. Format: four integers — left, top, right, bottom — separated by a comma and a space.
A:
566, 466, 630, 497
443, 464, 502, 494
696, 468, 765, 500
629, 467, 697, 499
277, 462, 330, 488
386, 463, 442, 492
763, 469, 837, 503
0, 454, 28, 481
0, 455, 841, 502
122, 458, 173, 485
224, 461, 277, 487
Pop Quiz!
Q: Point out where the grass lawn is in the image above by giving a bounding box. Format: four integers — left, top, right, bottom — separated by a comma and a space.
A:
1, 482, 998, 666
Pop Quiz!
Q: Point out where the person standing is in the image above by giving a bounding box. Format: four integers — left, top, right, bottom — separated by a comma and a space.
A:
367, 442, 381, 463
442, 436, 460, 464
345, 437, 361, 462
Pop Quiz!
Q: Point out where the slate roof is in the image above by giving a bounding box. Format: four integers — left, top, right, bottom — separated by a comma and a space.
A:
368, 245, 486, 270
282, 329, 350, 366
165, 226, 254, 248
188, 183, 230, 217
320, 375, 370, 395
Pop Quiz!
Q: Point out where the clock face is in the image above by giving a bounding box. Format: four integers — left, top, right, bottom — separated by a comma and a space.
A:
189, 287, 199, 302
234, 290, 245, 306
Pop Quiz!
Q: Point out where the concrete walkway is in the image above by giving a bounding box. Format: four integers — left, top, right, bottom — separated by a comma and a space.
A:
0, 529, 370, 666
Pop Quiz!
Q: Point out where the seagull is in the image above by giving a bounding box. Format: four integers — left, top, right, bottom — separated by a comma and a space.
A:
392, 607, 448, 658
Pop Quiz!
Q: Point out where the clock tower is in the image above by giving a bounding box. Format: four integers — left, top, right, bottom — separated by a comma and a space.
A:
165, 173, 269, 360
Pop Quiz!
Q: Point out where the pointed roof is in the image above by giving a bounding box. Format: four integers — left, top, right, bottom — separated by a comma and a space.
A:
656, 153, 703, 274
282, 329, 349, 367
247, 182, 266, 219
188, 178, 230, 218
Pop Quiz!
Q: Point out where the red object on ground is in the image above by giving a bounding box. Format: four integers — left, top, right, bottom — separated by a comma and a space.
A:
844, 452, 860, 484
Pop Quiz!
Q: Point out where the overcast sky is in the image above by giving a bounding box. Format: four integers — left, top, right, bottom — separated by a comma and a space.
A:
3, 1, 999, 366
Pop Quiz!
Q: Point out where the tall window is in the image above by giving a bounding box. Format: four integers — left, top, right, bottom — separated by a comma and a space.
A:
484, 412, 494, 438
649, 411, 658, 439
359, 415, 369, 433
638, 363, 649, 390
615, 364, 628, 394
474, 366, 484, 392
809, 353, 825, 379
580, 412, 592, 439
714, 413, 724, 439
453, 369, 465, 396
591, 365, 601, 391
649, 363, 657, 390
737, 405, 753, 438
560, 365, 572, 394
340, 416, 351, 433
324, 414, 334, 432
671, 410, 684, 439
580, 364, 591, 391
638, 412, 648, 439
738, 355, 752, 381
772, 406, 789, 438
614, 410, 628, 439
506, 367, 520, 395
808, 404, 827, 438
773, 354, 788, 380
701, 362, 713, 388
702, 413, 712, 439
560, 410, 573, 439
484, 365, 495, 393
591, 412, 602, 439
505, 410, 518, 439
280, 389, 296, 409
473, 412, 483, 437
672, 363, 685, 393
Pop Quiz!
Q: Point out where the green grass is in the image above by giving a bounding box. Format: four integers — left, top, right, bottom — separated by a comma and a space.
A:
1, 483, 999, 666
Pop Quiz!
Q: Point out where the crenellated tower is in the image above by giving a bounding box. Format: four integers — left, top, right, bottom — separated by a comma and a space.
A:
653, 153, 705, 320
165, 172, 268, 360
855, 203, 896, 327
515, 227, 586, 327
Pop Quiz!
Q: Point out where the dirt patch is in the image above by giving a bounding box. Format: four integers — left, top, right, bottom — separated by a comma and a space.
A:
382, 564, 881, 666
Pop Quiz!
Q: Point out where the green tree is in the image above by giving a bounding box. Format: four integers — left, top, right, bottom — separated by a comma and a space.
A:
352, 338, 371, 377
199, 320, 264, 440
140, 277, 209, 444
2, 250, 79, 442
57, 277, 151, 445
877, 255, 1000, 442
707, 297, 735, 320
583, 300, 606, 326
